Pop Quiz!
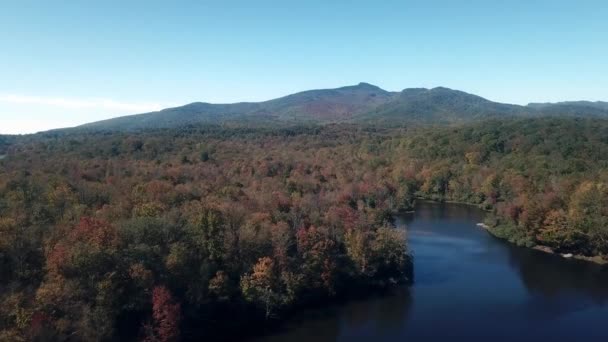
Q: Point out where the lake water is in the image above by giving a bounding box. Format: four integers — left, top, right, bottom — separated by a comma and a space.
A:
255, 201, 608, 342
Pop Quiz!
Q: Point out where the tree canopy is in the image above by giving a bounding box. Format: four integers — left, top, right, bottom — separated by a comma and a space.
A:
1, 117, 607, 340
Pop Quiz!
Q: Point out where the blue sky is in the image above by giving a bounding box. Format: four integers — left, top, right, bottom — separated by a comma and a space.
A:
1, 0, 607, 133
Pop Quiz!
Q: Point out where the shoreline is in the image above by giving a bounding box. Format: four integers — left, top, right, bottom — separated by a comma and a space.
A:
405, 199, 607, 266
476, 222, 607, 266
415, 197, 492, 211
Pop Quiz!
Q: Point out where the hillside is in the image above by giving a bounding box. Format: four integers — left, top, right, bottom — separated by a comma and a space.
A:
528, 101, 608, 117
529, 100, 608, 111
358, 87, 526, 123
0, 135, 16, 154
80, 83, 396, 130
74, 84, 608, 131
1, 117, 607, 340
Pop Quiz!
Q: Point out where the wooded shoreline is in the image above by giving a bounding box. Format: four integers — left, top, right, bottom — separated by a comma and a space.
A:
476, 221, 607, 265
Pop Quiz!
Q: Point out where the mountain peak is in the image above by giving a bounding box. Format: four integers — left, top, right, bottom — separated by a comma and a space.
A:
357, 82, 378, 88
430, 86, 454, 92
346, 82, 385, 92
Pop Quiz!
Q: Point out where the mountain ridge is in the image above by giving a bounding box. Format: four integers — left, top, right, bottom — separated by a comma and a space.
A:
77, 83, 608, 131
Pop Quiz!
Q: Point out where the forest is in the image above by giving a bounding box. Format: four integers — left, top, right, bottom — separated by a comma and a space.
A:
1, 117, 607, 340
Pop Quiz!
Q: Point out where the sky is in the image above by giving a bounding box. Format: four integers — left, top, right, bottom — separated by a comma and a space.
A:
1, 0, 607, 134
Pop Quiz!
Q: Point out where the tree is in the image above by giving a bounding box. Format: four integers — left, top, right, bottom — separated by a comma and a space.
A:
144, 286, 181, 342
537, 209, 585, 251
568, 182, 608, 254
190, 208, 225, 262
296, 226, 338, 294
240, 257, 283, 319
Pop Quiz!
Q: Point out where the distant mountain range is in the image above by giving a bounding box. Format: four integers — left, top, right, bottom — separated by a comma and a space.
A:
527, 101, 608, 116
76, 83, 608, 130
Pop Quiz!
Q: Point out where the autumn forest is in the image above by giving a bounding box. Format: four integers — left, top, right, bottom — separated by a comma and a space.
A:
1, 117, 608, 340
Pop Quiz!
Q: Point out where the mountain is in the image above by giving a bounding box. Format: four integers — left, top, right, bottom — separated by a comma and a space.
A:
0, 135, 16, 154
80, 82, 396, 130
81, 102, 265, 131
529, 100, 608, 110
359, 87, 525, 123
257, 82, 394, 121
77, 83, 608, 131
528, 101, 608, 117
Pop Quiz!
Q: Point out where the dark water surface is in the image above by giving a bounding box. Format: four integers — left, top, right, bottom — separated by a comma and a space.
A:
254, 201, 608, 342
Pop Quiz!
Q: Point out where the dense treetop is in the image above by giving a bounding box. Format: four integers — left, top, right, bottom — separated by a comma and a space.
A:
0, 123, 412, 341
1, 117, 607, 340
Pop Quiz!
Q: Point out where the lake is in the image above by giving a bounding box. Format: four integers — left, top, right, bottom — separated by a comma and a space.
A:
254, 201, 608, 342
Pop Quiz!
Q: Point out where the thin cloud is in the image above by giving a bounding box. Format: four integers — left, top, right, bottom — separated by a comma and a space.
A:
0, 94, 166, 113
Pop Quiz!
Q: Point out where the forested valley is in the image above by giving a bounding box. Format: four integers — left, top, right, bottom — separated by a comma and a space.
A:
1, 117, 607, 341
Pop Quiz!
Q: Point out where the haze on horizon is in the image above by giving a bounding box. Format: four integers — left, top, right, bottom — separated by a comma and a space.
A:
1, 0, 607, 134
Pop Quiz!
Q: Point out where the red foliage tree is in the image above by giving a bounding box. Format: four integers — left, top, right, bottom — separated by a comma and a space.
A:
70, 217, 118, 248
147, 286, 181, 342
